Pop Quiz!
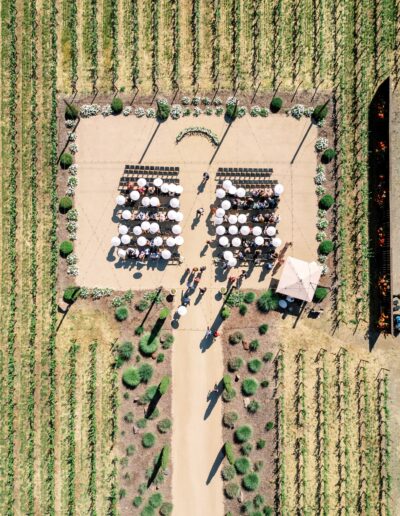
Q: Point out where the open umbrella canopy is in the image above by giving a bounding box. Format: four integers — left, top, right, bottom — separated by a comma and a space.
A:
118, 248, 126, 258
175, 236, 184, 246
121, 234, 131, 245
153, 236, 163, 246
240, 225, 250, 236
277, 257, 323, 303
216, 188, 226, 199
228, 258, 237, 267
129, 190, 140, 201
228, 214, 238, 224
172, 225, 182, 235
236, 187, 246, 198
219, 236, 229, 247
252, 226, 262, 236
216, 225, 226, 236
168, 183, 177, 193
216, 208, 225, 218
137, 177, 147, 187
221, 200, 231, 210
133, 226, 142, 236
238, 214, 247, 224
116, 195, 126, 206
255, 236, 264, 246
154, 177, 163, 187
274, 183, 284, 195
166, 237, 176, 247
170, 197, 180, 208
232, 237, 241, 247
149, 222, 160, 234
228, 185, 237, 195
161, 183, 169, 193
141, 221, 151, 231
223, 179, 232, 191
175, 185, 184, 195
150, 196, 160, 207
111, 236, 121, 246
175, 212, 184, 222
119, 224, 128, 235
161, 249, 171, 259
266, 226, 276, 236
122, 210, 131, 220
272, 237, 282, 248
137, 236, 147, 246
177, 305, 187, 316
168, 210, 177, 220
142, 196, 150, 207
228, 225, 238, 235
223, 250, 234, 260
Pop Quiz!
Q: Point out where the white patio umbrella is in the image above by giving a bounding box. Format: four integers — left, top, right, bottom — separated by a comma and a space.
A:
153, 236, 163, 246
122, 210, 131, 220
223, 179, 232, 191
141, 221, 151, 231
168, 210, 177, 220
223, 250, 234, 261
216, 208, 225, 218
168, 183, 177, 194
161, 249, 172, 259
236, 187, 246, 198
142, 196, 150, 207
228, 225, 238, 235
133, 226, 142, 236
172, 225, 182, 235
177, 305, 187, 316
228, 214, 238, 224
111, 236, 121, 247
161, 183, 169, 193
272, 237, 282, 247
129, 190, 140, 201
119, 224, 128, 235
175, 185, 183, 195
137, 236, 147, 246
252, 226, 262, 236
116, 195, 126, 206
137, 177, 147, 187
216, 226, 226, 236
228, 258, 237, 267
214, 217, 224, 225
175, 212, 184, 222
219, 236, 229, 247
149, 222, 160, 234
150, 196, 160, 207
170, 198, 180, 208
277, 257, 323, 302
232, 237, 241, 247
266, 226, 276, 236
175, 236, 184, 246
274, 183, 284, 195
240, 225, 250, 236
255, 236, 264, 246
221, 200, 231, 211
216, 188, 226, 199
166, 237, 176, 247
118, 249, 127, 258
154, 178, 163, 187
228, 185, 237, 195
121, 234, 131, 245
237, 214, 247, 224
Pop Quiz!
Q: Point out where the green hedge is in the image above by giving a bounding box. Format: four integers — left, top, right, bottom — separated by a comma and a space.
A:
139, 333, 159, 355
244, 291, 256, 303
59, 196, 73, 213
159, 307, 170, 320
59, 240, 73, 257
314, 286, 328, 302
318, 240, 333, 255
321, 148, 336, 163
149, 493, 163, 508
319, 194, 334, 210
313, 104, 328, 122
63, 286, 81, 303
270, 97, 283, 113
60, 153, 73, 169
111, 97, 123, 114
122, 367, 140, 388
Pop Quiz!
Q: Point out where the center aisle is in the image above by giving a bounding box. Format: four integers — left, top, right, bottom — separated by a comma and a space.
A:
171, 165, 224, 515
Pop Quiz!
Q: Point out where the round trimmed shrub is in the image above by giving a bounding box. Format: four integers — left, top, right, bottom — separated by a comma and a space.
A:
138, 363, 153, 383
65, 104, 79, 120
139, 333, 159, 355
59, 196, 73, 213
258, 324, 268, 335
222, 465, 236, 481
136, 418, 147, 429
241, 442, 253, 456
156, 353, 164, 363
265, 421, 275, 431
229, 331, 243, 345
133, 496, 143, 508
60, 153, 73, 169
116, 341, 133, 366
270, 97, 283, 113
313, 104, 328, 122
228, 356, 243, 372
261, 379, 270, 388
263, 507, 273, 516
242, 378, 259, 396
149, 493, 163, 508
248, 359, 262, 373
140, 507, 154, 516
223, 411, 239, 428
159, 376, 171, 395
111, 97, 123, 114
221, 306, 231, 319
256, 439, 266, 450
224, 482, 240, 499
122, 367, 140, 388
242, 473, 260, 491
239, 304, 247, 316
159, 502, 173, 516
234, 457, 251, 474
247, 400, 261, 414
257, 290, 279, 312
63, 286, 80, 303
321, 148, 336, 163
263, 352, 274, 362
142, 432, 156, 448
235, 425, 253, 443
159, 307, 170, 320
319, 194, 334, 210
314, 286, 328, 302
244, 291, 256, 303
135, 325, 144, 336
249, 340, 260, 352
161, 333, 174, 349
157, 418, 172, 433
59, 240, 73, 257
318, 240, 334, 255
115, 306, 129, 321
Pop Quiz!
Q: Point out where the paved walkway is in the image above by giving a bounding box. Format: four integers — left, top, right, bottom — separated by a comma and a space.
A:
171, 166, 224, 516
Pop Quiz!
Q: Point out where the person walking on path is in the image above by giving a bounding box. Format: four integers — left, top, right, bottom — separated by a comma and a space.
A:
196, 207, 205, 217
202, 172, 210, 183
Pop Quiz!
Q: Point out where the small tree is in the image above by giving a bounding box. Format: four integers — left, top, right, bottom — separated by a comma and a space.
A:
59, 196, 73, 213
313, 104, 328, 122
156, 98, 170, 120
318, 240, 333, 255
60, 153, 73, 169
59, 240, 73, 257
111, 97, 123, 114
63, 286, 81, 303
65, 104, 79, 120
319, 194, 334, 210
270, 97, 283, 113
314, 286, 328, 302
321, 148, 336, 163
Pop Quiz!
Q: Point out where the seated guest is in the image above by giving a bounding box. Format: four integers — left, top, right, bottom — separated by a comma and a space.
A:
138, 250, 146, 261
158, 212, 166, 222
148, 186, 155, 195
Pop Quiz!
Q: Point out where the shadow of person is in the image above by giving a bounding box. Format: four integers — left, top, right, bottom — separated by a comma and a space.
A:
197, 181, 206, 194
191, 215, 200, 230
200, 243, 209, 257
204, 380, 223, 420
180, 268, 190, 285
111, 206, 120, 223
107, 247, 116, 262
205, 445, 225, 485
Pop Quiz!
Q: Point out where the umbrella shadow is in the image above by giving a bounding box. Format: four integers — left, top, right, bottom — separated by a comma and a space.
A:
205, 445, 225, 485
107, 247, 116, 262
